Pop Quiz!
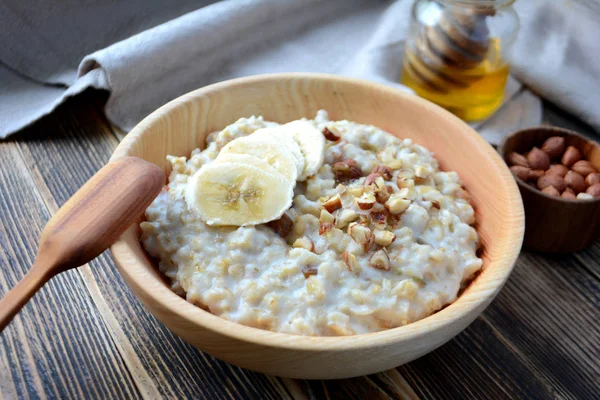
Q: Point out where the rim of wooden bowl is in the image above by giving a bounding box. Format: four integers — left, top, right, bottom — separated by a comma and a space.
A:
498, 126, 600, 204
110, 73, 524, 352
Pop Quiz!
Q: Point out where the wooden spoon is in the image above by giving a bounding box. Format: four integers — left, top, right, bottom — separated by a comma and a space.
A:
0, 156, 164, 331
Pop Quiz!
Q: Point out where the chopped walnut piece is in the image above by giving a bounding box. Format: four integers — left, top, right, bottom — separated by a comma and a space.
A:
302, 265, 318, 278
266, 214, 293, 238
332, 159, 362, 182
372, 165, 393, 180
322, 127, 341, 142
323, 194, 342, 213
370, 249, 390, 271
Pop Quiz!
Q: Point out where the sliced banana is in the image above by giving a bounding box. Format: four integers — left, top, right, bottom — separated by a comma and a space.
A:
281, 120, 326, 181
250, 127, 305, 176
218, 135, 300, 182
185, 162, 293, 226
214, 153, 284, 178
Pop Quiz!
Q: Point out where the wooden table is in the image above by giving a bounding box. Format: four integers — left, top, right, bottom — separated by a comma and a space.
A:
1, 90, 598, 399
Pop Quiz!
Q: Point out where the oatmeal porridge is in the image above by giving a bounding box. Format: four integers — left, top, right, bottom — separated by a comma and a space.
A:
140, 110, 482, 336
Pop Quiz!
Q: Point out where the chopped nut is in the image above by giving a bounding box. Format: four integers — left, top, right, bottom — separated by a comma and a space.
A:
356, 192, 376, 210
293, 236, 315, 252
347, 185, 364, 198
323, 194, 343, 213
319, 222, 335, 235
302, 265, 318, 278
369, 249, 390, 271
266, 214, 293, 238
397, 187, 418, 200
347, 222, 374, 251
373, 229, 396, 246
364, 172, 381, 186
319, 209, 335, 224
322, 127, 341, 142
343, 251, 360, 273
372, 165, 393, 180
375, 187, 390, 203
414, 165, 431, 179
370, 211, 388, 230
385, 194, 411, 214
336, 208, 359, 228
332, 159, 362, 182
385, 159, 403, 169
396, 169, 414, 180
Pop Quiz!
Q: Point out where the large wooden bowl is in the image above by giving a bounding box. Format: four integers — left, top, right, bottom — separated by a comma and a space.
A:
110, 73, 524, 379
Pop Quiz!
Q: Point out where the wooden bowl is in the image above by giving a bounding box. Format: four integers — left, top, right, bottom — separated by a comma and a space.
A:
110, 73, 524, 379
498, 126, 600, 253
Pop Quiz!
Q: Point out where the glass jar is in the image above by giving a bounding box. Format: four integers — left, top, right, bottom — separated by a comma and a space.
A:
401, 0, 519, 121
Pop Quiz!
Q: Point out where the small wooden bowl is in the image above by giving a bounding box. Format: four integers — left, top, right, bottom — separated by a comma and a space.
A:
498, 126, 600, 253
110, 73, 523, 379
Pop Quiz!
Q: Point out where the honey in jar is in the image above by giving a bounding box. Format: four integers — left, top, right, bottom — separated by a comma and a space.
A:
401, 0, 519, 121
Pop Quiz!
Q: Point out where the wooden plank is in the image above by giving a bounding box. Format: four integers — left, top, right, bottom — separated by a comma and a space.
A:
0, 142, 141, 399
13, 90, 294, 399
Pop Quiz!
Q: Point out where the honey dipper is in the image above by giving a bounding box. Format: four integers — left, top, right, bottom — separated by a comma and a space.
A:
405, 5, 495, 93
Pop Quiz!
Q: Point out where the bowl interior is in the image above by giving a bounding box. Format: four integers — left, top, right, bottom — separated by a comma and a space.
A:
111, 74, 524, 348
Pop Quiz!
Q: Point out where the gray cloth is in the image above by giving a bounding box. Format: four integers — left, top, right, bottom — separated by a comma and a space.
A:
0, 0, 597, 143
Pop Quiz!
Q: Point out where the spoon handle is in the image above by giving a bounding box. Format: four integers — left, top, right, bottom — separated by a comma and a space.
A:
0, 260, 53, 331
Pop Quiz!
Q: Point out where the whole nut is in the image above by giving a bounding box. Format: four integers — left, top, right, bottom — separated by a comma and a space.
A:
506, 152, 529, 168
571, 160, 596, 177
528, 169, 545, 181
564, 170, 586, 193
541, 186, 560, 196
561, 146, 582, 167
585, 172, 600, 186
561, 190, 577, 200
537, 174, 566, 192
509, 165, 530, 181
586, 183, 600, 197
564, 187, 575, 195
546, 164, 569, 177
577, 192, 594, 200
541, 136, 565, 158
527, 147, 550, 170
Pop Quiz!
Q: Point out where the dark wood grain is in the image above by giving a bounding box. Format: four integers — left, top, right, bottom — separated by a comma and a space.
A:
2, 89, 599, 400
0, 141, 141, 399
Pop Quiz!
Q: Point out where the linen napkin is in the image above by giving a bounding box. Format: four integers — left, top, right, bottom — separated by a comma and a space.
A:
1, 0, 598, 143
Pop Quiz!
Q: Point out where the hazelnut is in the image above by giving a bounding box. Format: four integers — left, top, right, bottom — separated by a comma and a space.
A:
541, 186, 560, 196
385, 159, 403, 169
343, 251, 359, 273
564, 170, 586, 193
527, 147, 550, 170
322, 127, 341, 142
537, 175, 566, 192
528, 169, 545, 182
293, 236, 315, 252
509, 165, 530, 181
541, 136, 565, 158
586, 183, 600, 197
577, 192, 594, 200
347, 222, 374, 251
302, 265, 318, 278
375, 187, 391, 203
385, 194, 411, 214
266, 214, 293, 238
319, 209, 335, 224
571, 160, 596, 177
364, 172, 381, 186
322, 194, 342, 213
586, 173, 600, 186
546, 164, 569, 177
561, 191, 577, 200
332, 159, 362, 182
373, 230, 396, 247
370, 211, 388, 230
356, 192, 376, 210
319, 222, 334, 235
506, 152, 529, 168
564, 187, 575, 195
369, 249, 390, 271
561, 146, 582, 167
372, 165, 393, 180
336, 208, 359, 229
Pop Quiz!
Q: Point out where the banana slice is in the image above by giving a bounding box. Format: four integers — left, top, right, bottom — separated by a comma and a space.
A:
281, 120, 325, 181
185, 162, 293, 226
251, 127, 305, 176
218, 135, 300, 182
214, 153, 284, 178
